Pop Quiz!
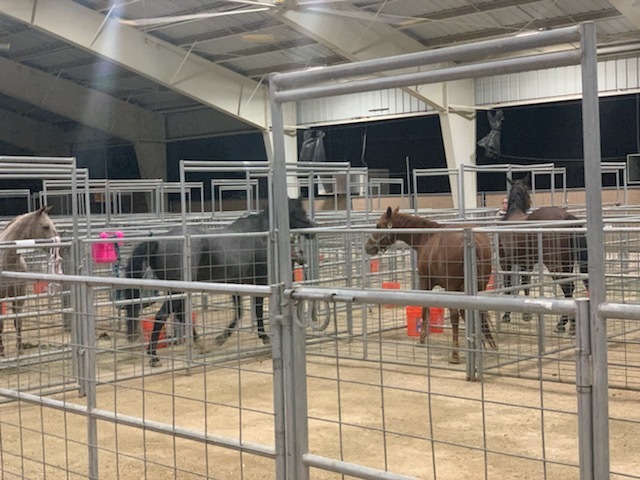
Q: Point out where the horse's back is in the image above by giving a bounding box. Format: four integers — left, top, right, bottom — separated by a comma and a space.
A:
417, 228, 492, 292
149, 226, 210, 281
527, 206, 571, 221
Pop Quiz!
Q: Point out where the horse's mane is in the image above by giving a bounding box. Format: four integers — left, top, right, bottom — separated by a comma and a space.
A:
392, 213, 442, 229
0, 211, 36, 240
226, 207, 270, 233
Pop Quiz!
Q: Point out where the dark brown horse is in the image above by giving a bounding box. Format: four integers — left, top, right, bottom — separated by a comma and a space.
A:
0, 206, 61, 357
365, 206, 496, 364
499, 176, 588, 333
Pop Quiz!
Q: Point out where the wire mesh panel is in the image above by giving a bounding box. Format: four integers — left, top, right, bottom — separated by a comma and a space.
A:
0, 275, 277, 480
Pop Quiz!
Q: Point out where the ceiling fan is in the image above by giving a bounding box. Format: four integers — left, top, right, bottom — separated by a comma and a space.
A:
113, 0, 427, 29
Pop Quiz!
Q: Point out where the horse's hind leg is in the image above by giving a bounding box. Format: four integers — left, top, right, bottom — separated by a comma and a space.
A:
481, 311, 497, 349
520, 272, 532, 322
148, 301, 170, 367
554, 278, 576, 334
125, 304, 141, 343
450, 309, 461, 364
501, 273, 513, 323
215, 295, 242, 346
255, 297, 269, 345
418, 307, 429, 345
12, 298, 25, 354
170, 298, 186, 343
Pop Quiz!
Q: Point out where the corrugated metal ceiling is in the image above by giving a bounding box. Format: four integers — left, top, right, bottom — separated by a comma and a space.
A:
0, 0, 639, 141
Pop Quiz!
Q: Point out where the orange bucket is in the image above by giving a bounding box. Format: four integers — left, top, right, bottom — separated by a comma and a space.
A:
429, 307, 445, 334
34, 281, 48, 294
370, 258, 380, 273
406, 306, 423, 337
294, 266, 304, 282
141, 318, 167, 349
382, 281, 401, 308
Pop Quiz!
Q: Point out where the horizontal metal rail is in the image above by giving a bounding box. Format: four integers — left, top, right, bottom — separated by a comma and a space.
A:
0, 271, 272, 298
271, 25, 581, 88
274, 50, 582, 103
0, 388, 276, 459
302, 453, 416, 480
286, 285, 576, 317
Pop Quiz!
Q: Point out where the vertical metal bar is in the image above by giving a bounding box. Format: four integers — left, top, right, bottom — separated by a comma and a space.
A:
463, 228, 477, 381
575, 299, 594, 480
412, 171, 418, 214
269, 76, 310, 480
580, 22, 609, 480
82, 283, 99, 480
457, 164, 465, 217
537, 232, 546, 355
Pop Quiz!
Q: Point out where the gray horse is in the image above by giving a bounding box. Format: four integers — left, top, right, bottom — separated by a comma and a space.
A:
124, 198, 315, 366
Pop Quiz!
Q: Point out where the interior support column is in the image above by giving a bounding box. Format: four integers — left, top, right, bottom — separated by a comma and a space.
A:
134, 140, 167, 181
264, 103, 299, 198
438, 79, 477, 210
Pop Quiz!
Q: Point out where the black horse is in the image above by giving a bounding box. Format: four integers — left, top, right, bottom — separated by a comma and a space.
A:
123, 198, 315, 366
499, 176, 589, 333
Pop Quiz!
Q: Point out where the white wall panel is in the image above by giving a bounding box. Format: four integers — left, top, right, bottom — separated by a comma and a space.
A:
297, 56, 640, 126
297, 88, 430, 125
476, 55, 640, 106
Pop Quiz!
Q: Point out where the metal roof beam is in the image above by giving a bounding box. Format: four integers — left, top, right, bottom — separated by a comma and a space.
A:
609, 0, 640, 29
0, 107, 70, 155
0, 56, 163, 146
0, 0, 268, 130
422, 9, 622, 48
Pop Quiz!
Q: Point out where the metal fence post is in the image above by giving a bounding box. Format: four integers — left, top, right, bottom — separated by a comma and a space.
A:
80, 282, 99, 480
464, 228, 479, 381
575, 299, 593, 480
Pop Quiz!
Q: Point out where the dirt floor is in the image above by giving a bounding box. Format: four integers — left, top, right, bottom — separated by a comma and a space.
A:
1, 292, 640, 480
1, 334, 640, 480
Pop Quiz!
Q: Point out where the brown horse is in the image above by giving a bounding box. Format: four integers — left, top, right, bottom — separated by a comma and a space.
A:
0, 206, 61, 357
499, 176, 588, 333
365, 206, 496, 364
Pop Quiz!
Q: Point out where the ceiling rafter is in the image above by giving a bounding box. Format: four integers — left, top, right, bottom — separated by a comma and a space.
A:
420, 8, 623, 49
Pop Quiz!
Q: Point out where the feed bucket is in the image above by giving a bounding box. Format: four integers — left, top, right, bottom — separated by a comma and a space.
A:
34, 280, 48, 294
429, 307, 445, 334
382, 281, 401, 308
294, 266, 304, 282
370, 258, 380, 273
142, 318, 167, 348
406, 306, 423, 337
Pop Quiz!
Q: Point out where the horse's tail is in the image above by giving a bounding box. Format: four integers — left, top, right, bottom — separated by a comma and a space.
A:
125, 241, 156, 279
119, 241, 158, 303
568, 214, 589, 291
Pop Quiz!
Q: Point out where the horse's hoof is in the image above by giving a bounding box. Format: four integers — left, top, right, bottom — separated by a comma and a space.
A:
449, 355, 462, 365
568, 324, 576, 336
149, 357, 161, 367
195, 339, 214, 354
554, 324, 565, 334
501, 313, 511, 323
260, 335, 270, 345
522, 312, 532, 322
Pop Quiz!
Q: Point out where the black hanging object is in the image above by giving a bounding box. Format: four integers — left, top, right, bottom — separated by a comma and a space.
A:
477, 109, 504, 158
299, 130, 326, 162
